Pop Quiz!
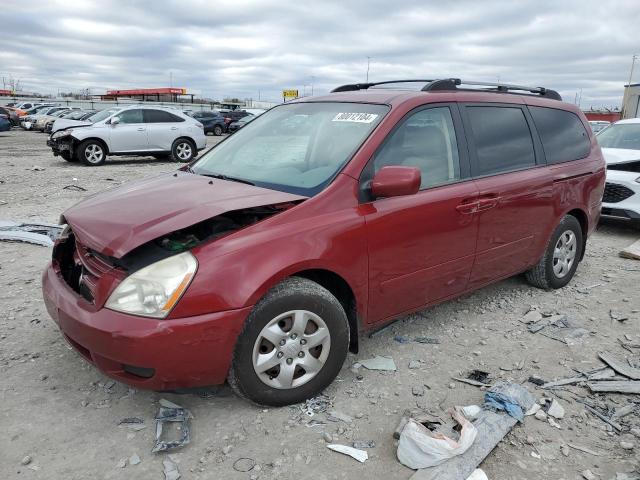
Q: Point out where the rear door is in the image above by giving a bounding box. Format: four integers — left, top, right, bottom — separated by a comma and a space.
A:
108, 109, 148, 152
460, 104, 554, 288
144, 109, 186, 150
362, 104, 479, 324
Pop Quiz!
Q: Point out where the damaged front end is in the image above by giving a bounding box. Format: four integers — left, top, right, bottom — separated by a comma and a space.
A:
54, 202, 300, 310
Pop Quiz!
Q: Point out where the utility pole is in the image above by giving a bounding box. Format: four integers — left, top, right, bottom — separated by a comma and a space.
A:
311, 76, 315, 96
169, 71, 173, 87
621, 54, 638, 119
366, 56, 371, 83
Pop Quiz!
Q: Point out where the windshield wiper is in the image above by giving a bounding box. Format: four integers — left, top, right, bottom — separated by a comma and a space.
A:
199, 172, 255, 186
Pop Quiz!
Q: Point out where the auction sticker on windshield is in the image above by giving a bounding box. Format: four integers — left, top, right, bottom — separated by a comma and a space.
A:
332, 112, 379, 123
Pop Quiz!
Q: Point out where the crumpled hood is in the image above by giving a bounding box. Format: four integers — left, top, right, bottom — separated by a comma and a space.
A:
601, 148, 640, 165
51, 119, 92, 133
63, 172, 306, 258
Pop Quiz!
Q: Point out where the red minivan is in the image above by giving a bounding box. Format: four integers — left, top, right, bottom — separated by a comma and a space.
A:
42, 79, 605, 405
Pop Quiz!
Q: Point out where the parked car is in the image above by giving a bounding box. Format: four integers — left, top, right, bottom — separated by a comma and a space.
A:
227, 114, 255, 133
0, 106, 20, 126
21, 106, 67, 130
589, 120, 610, 134
46, 110, 96, 134
191, 110, 227, 136
220, 110, 252, 131
596, 118, 640, 227
47, 106, 206, 165
42, 79, 604, 405
0, 114, 11, 132
33, 108, 76, 131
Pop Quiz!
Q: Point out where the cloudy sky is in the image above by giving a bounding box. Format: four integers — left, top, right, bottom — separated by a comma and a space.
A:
1, 0, 638, 108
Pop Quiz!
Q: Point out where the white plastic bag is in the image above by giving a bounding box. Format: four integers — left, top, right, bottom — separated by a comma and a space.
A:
397, 408, 478, 469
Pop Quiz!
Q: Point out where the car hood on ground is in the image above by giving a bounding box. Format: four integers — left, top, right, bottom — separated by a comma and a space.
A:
63, 172, 307, 258
601, 148, 640, 165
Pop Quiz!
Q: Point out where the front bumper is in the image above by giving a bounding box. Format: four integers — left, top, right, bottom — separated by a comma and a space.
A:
47, 137, 72, 155
42, 261, 251, 390
601, 171, 640, 223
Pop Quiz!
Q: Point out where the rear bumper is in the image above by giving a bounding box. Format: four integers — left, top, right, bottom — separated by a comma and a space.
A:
42, 261, 251, 390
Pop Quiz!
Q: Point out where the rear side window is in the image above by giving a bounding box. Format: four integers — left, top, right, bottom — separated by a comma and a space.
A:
467, 106, 536, 176
529, 107, 590, 163
144, 109, 185, 123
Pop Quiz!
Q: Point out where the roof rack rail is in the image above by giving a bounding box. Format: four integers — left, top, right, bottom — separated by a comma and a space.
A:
331, 78, 562, 101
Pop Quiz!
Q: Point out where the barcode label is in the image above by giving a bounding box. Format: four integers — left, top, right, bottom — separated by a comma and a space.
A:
332, 113, 378, 123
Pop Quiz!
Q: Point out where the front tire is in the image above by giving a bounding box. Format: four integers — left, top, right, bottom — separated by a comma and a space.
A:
77, 140, 106, 166
171, 138, 196, 162
526, 215, 583, 289
228, 277, 350, 406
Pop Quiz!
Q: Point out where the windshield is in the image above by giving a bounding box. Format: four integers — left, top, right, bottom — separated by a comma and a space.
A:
192, 102, 388, 196
89, 108, 120, 123
597, 123, 640, 150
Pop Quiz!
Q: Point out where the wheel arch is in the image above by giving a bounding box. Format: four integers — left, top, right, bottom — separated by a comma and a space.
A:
251, 266, 361, 354
566, 207, 588, 261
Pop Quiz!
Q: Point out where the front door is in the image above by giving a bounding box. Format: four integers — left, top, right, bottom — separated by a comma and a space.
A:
362, 105, 479, 324
460, 104, 553, 288
108, 109, 148, 152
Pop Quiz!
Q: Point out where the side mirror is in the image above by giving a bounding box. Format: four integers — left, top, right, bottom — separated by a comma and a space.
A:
110, 116, 120, 125
371, 166, 421, 199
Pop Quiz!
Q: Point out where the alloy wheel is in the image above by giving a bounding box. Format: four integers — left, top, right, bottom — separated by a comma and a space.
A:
176, 142, 192, 160
84, 144, 104, 164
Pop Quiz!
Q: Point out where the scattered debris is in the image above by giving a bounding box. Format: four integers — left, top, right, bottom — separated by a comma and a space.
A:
21, 455, 32, 466
620, 441, 635, 450
152, 402, 193, 453
534, 316, 589, 344
620, 239, 640, 260
302, 394, 331, 417
548, 417, 562, 429
30, 165, 45, 171
576, 283, 602, 294
398, 408, 478, 469
484, 382, 532, 421
323, 432, 333, 443
395, 335, 412, 343
461, 405, 482, 420
528, 376, 546, 386
327, 444, 368, 463
62, 184, 87, 192
582, 469, 597, 480
414, 337, 441, 344
0, 220, 63, 247
610, 310, 630, 323
567, 443, 602, 456
408, 360, 422, 369
116, 458, 127, 468
467, 370, 490, 384
118, 417, 144, 425
232, 458, 256, 472
327, 410, 353, 423
466, 469, 488, 480
129, 453, 141, 465
583, 404, 623, 432
521, 309, 543, 324
611, 403, 637, 420
359, 356, 397, 371
587, 381, 640, 394
394, 415, 411, 440
546, 399, 565, 419
599, 352, 640, 380
409, 383, 535, 480
163, 458, 181, 480
352, 440, 376, 449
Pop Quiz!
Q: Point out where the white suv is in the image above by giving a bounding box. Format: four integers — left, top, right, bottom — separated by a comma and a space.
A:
597, 118, 640, 227
47, 106, 207, 166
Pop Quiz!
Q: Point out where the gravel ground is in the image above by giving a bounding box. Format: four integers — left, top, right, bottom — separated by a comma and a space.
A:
1, 128, 639, 479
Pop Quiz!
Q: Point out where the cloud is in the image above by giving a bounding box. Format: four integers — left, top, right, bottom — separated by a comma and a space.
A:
0, 0, 637, 107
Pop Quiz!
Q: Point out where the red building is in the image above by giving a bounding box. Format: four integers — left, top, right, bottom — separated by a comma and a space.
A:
100, 87, 194, 103
583, 110, 621, 123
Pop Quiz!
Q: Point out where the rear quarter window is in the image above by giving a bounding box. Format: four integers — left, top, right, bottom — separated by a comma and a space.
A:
466, 106, 536, 176
529, 106, 590, 164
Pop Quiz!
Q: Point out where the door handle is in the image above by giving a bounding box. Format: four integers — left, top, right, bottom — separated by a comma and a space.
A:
137, 127, 146, 131
170, 127, 178, 130
456, 201, 479, 214
476, 195, 501, 211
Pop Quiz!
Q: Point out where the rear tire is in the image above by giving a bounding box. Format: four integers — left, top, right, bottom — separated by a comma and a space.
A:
228, 277, 349, 406
171, 138, 196, 162
213, 125, 223, 136
77, 140, 106, 166
526, 215, 583, 289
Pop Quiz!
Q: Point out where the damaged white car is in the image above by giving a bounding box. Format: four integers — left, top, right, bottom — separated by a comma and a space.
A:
598, 118, 640, 227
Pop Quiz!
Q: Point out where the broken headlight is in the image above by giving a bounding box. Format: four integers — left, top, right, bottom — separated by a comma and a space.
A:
52, 129, 74, 139
105, 252, 197, 318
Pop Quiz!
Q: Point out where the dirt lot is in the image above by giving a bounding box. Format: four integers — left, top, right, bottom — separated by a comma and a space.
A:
1, 128, 639, 479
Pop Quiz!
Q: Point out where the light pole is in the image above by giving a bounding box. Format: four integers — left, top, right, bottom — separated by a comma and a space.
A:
366, 56, 371, 83
622, 54, 638, 119
311, 76, 315, 96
